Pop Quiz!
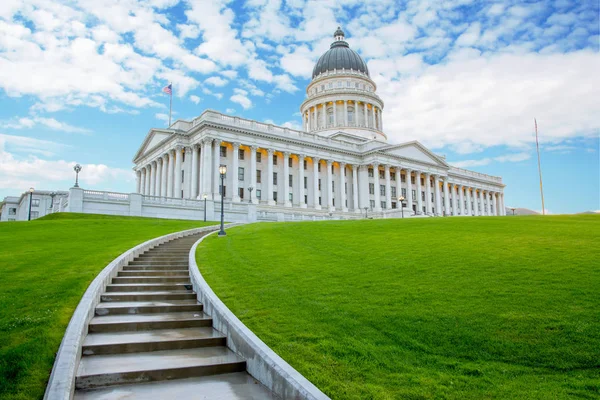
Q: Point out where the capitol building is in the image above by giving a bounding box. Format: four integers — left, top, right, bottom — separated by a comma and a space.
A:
132, 27, 506, 220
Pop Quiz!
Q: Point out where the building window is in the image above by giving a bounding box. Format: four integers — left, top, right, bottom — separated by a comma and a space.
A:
181, 170, 184, 183
345, 182, 348, 194
273, 192, 278, 202
391, 173, 396, 181
30, 211, 39, 219
348, 109, 354, 123
238, 149, 245, 160
328, 108, 334, 125
319, 197, 322, 205
9, 208, 16, 215
380, 185, 385, 196
304, 177, 308, 189
421, 178, 425, 185
31, 199, 40, 207
332, 181, 335, 191
273, 172, 278, 185
368, 168, 374, 177
273, 155, 278, 165
331, 164, 334, 174
256, 189, 262, 199
346, 81, 351, 87
318, 163, 321, 172
238, 167, 244, 181
391, 187, 397, 198
220, 146, 227, 157
289, 175, 293, 187
318, 179, 321, 190
369, 183, 374, 194
288, 157, 293, 167
402, 188, 407, 197
401, 174, 406, 183
379, 170, 385, 179
256, 170, 262, 183
304, 160, 307, 170
304, 195, 308, 204
370, 200, 375, 209
333, 199, 335, 207
421, 192, 425, 201
381, 201, 386, 209
412, 190, 416, 200
289, 193, 293, 202
239, 188, 244, 199
257, 152, 262, 163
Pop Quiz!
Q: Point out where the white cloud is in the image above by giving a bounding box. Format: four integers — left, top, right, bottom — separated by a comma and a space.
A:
189, 95, 201, 104
230, 90, 252, 109
0, 116, 91, 134
451, 152, 531, 168
226, 108, 236, 114
204, 76, 229, 87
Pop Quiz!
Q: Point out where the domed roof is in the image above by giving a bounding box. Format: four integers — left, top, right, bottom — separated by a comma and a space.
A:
312, 27, 369, 79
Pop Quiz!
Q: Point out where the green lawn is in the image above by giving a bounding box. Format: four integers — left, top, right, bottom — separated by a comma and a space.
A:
0, 213, 215, 400
197, 215, 600, 399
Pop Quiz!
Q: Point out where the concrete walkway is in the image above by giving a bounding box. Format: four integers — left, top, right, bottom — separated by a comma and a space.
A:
74, 233, 277, 399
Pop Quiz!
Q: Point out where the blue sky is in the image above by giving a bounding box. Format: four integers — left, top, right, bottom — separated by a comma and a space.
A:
0, 0, 598, 213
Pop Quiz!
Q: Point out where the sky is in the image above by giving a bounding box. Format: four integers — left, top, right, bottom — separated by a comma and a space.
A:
0, 0, 598, 214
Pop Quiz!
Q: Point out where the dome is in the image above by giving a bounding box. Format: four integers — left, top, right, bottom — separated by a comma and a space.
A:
312, 27, 369, 79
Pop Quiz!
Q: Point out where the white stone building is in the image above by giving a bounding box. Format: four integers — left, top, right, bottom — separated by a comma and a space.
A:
0, 190, 68, 221
129, 27, 505, 219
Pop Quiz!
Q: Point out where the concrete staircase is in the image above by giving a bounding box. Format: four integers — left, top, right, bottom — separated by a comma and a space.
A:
74, 233, 277, 399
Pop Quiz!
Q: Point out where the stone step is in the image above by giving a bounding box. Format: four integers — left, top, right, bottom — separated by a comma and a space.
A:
118, 270, 190, 277
128, 261, 189, 265
101, 292, 196, 302
122, 265, 189, 271
75, 347, 246, 389
88, 311, 212, 333
95, 300, 202, 316
73, 372, 278, 399
105, 283, 192, 292
134, 256, 189, 261
82, 327, 225, 355
112, 276, 191, 284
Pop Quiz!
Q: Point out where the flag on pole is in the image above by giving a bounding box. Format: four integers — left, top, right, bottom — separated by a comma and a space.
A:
162, 83, 172, 95
534, 118, 546, 215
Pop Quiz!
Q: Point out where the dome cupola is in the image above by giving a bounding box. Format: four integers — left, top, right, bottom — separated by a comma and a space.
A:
312, 27, 369, 79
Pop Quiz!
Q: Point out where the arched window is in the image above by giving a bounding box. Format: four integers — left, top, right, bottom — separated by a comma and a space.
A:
348, 107, 355, 124
337, 81, 342, 88
328, 82, 333, 89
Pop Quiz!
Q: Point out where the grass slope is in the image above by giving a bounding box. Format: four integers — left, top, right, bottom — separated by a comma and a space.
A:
0, 213, 215, 400
197, 216, 600, 399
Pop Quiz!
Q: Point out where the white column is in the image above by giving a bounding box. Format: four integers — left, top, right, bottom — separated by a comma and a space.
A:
333, 102, 337, 127
174, 147, 182, 198
190, 144, 199, 199
500, 193, 505, 215
406, 169, 413, 214
492, 192, 498, 216
340, 162, 347, 212
358, 165, 369, 210
231, 143, 240, 202
201, 140, 211, 198
395, 167, 401, 202
140, 168, 146, 194
298, 154, 306, 208
183, 147, 192, 198
472, 189, 479, 216
352, 164, 359, 212
313, 157, 321, 209
416, 171, 423, 214
379, 109, 383, 131
425, 173, 432, 215
167, 151, 174, 197
326, 159, 333, 210
313, 107, 317, 130
458, 185, 464, 216
371, 105, 376, 129
212, 140, 220, 199
148, 162, 155, 196
344, 100, 348, 126
434, 175, 442, 216
363, 102, 368, 127
136, 170, 141, 193
384, 164, 392, 210
321, 103, 326, 128
267, 149, 275, 205
443, 179, 450, 216
307, 109, 311, 132
283, 152, 291, 207
465, 187, 472, 216
373, 163, 381, 211
160, 155, 168, 197
157, 158, 163, 197
250, 146, 258, 204
486, 191, 491, 216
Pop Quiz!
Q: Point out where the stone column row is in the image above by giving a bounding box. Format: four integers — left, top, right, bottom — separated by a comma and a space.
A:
304, 100, 383, 131
440, 180, 505, 217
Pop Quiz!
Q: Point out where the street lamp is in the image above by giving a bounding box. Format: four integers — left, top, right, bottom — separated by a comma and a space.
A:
364, 206, 368, 219
510, 207, 516, 216
73, 164, 82, 188
28, 187, 34, 221
398, 195, 405, 219
248, 186, 254, 203
203, 194, 207, 222
218, 165, 227, 237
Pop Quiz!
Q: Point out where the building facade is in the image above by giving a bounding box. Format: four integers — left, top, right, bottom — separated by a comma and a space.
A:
0, 190, 68, 221
132, 28, 505, 218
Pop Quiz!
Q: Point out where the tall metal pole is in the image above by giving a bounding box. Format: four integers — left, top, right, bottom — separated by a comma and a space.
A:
203, 197, 207, 222
218, 173, 226, 236
28, 191, 33, 221
535, 118, 545, 215
168, 83, 172, 127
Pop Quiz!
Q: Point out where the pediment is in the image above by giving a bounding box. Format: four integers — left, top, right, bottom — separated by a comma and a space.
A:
329, 132, 369, 144
133, 130, 173, 161
379, 141, 448, 167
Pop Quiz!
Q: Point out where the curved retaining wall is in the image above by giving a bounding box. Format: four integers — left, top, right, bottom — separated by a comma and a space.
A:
44, 224, 221, 400
190, 230, 330, 400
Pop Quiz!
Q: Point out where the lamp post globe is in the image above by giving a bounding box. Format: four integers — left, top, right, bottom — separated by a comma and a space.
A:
398, 195, 405, 219
28, 187, 35, 221
73, 164, 82, 188
203, 194, 207, 222
218, 165, 227, 236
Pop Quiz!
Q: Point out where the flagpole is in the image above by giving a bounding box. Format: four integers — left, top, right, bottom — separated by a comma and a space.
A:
168, 82, 172, 127
535, 118, 545, 215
